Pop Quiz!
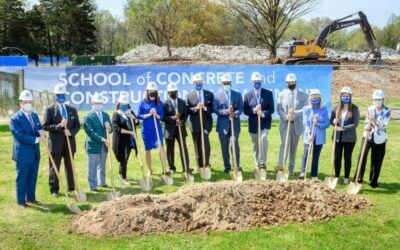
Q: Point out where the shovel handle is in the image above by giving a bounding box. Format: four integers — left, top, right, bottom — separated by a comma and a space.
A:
304, 122, 316, 180
65, 134, 79, 191
199, 107, 206, 168
105, 127, 116, 194
230, 115, 238, 171
257, 114, 262, 167
129, 115, 147, 181
153, 115, 168, 174
176, 108, 189, 173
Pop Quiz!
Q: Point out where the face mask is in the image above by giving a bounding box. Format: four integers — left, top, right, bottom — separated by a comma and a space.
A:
195, 84, 203, 91
149, 92, 156, 99
374, 100, 383, 107
119, 105, 128, 111
288, 84, 296, 90
253, 82, 261, 89
169, 92, 177, 99
22, 103, 32, 113
311, 99, 321, 106
93, 105, 103, 112
222, 84, 231, 92
341, 97, 351, 104
56, 95, 66, 103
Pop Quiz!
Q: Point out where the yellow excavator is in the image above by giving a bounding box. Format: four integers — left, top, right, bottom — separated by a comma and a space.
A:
277, 11, 384, 66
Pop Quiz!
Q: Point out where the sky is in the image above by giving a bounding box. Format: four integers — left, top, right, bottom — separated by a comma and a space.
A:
28, 0, 398, 28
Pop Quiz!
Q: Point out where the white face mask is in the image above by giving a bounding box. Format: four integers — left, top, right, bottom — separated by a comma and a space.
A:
22, 103, 32, 113
374, 100, 383, 107
222, 84, 231, 92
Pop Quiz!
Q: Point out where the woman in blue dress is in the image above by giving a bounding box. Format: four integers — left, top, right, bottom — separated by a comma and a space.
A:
137, 82, 164, 174
300, 89, 330, 180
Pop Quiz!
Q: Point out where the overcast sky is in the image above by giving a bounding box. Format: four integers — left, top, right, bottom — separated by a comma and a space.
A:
29, 0, 399, 28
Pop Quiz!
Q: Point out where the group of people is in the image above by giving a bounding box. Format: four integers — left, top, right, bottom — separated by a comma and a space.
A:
10, 72, 390, 207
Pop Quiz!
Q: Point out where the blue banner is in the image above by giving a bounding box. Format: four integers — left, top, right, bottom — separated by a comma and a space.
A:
23, 65, 332, 119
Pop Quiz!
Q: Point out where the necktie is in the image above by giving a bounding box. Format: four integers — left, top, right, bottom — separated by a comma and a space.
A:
256, 92, 260, 104
174, 99, 177, 109
61, 105, 67, 119
28, 113, 34, 131
289, 93, 294, 110
98, 112, 103, 126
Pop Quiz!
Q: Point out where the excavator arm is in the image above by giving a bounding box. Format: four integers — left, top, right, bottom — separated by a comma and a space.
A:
315, 11, 382, 64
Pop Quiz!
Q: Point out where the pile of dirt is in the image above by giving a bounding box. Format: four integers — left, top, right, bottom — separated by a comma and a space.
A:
70, 180, 371, 237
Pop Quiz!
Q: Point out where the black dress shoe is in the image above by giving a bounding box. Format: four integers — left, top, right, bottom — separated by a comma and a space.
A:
369, 183, 379, 188
224, 169, 231, 173
101, 184, 109, 188
91, 189, 100, 193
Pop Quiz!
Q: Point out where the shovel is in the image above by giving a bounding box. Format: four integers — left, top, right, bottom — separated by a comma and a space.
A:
303, 120, 316, 181
199, 107, 211, 180
347, 134, 369, 195
63, 122, 87, 203
105, 123, 121, 201
254, 114, 266, 181
276, 112, 292, 182
153, 115, 174, 186
176, 109, 194, 183
45, 140, 81, 214
324, 112, 339, 189
229, 111, 243, 182
129, 115, 153, 192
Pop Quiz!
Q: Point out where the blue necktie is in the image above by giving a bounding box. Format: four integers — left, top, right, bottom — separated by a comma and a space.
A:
28, 113, 34, 131
61, 106, 67, 119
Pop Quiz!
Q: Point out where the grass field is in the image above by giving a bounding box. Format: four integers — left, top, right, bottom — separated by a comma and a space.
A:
0, 115, 399, 249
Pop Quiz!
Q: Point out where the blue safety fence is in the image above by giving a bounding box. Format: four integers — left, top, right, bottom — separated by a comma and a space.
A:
0, 56, 28, 66
28, 57, 70, 65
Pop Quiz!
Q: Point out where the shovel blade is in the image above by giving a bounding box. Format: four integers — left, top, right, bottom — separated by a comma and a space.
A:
276, 171, 288, 182
67, 203, 81, 214
107, 191, 121, 201
182, 173, 195, 183
73, 190, 87, 203
200, 167, 211, 180
161, 174, 174, 186
139, 178, 152, 192
347, 182, 362, 195
324, 177, 338, 190
254, 168, 266, 181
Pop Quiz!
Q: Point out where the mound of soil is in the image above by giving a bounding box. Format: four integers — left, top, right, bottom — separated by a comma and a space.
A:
70, 180, 371, 237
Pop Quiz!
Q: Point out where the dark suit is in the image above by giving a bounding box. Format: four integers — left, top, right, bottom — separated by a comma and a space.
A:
10, 110, 42, 204
186, 89, 214, 168
243, 88, 275, 133
163, 97, 189, 172
213, 89, 243, 171
112, 110, 139, 179
43, 104, 80, 194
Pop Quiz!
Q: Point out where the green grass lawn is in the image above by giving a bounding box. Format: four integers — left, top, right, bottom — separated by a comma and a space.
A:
0, 117, 399, 249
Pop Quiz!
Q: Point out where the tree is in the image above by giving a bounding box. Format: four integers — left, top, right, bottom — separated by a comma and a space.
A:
25, 5, 47, 66
382, 14, 400, 49
126, 0, 182, 57
223, 0, 319, 58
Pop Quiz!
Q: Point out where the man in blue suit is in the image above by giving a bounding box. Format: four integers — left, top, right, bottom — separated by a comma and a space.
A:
214, 74, 243, 173
244, 72, 275, 170
10, 90, 46, 207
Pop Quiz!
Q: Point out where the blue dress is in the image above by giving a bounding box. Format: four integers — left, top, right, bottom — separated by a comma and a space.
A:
137, 99, 164, 151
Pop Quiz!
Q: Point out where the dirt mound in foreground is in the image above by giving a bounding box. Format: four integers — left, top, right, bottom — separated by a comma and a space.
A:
70, 180, 371, 236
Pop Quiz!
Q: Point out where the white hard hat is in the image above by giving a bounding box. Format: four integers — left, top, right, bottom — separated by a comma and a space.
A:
117, 95, 129, 104
192, 73, 203, 83
340, 86, 352, 95
251, 72, 263, 82
372, 89, 385, 99
309, 89, 321, 97
220, 74, 232, 83
167, 82, 178, 92
286, 73, 297, 82
146, 81, 158, 91
53, 84, 67, 95
92, 93, 105, 103
19, 90, 34, 101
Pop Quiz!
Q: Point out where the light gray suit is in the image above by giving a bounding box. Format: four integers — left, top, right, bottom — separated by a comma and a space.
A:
276, 88, 308, 173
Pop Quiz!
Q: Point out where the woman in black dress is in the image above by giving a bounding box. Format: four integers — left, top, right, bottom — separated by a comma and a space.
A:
112, 96, 139, 185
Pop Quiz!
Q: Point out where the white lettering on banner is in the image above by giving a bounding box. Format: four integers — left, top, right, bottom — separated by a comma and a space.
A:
109, 73, 122, 86
81, 73, 93, 86
94, 73, 108, 86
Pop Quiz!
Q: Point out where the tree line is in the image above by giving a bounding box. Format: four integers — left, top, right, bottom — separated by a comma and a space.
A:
1, 0, 399, 65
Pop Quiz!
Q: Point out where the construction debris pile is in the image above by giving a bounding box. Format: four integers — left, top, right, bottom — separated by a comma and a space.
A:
117, 44, 400, 64
70, 180, 371, 237
117, 44, 270, 63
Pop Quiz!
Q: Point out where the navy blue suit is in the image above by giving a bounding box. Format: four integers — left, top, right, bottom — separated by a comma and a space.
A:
10, 110, 43, 205
214, 89, 243, 171
243, 88, 275, 133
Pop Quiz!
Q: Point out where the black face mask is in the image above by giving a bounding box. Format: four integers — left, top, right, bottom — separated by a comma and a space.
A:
169, 92, 178, 99
149, 92, 156, 98
288, 84, 296, 90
